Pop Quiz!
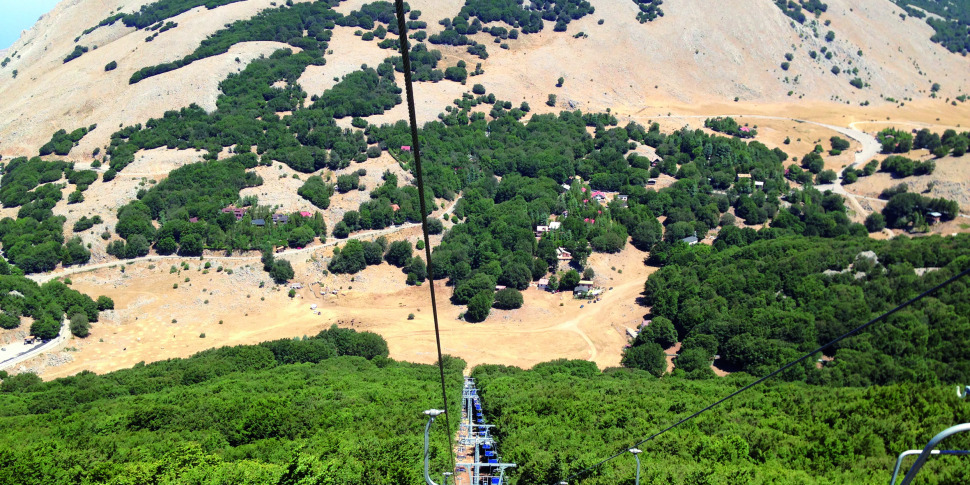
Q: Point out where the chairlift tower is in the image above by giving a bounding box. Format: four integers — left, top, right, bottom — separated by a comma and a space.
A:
457, 377, 516, 485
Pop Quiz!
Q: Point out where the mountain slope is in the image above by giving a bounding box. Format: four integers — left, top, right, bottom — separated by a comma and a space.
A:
0, 0, 967, 158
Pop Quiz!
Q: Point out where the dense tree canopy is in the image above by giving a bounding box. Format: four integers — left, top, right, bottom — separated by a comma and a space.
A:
642, 234, 970, 385
472, 359, 970, 484
0, 328, 463, 484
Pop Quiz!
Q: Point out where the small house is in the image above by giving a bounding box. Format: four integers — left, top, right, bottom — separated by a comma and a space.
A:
754, 181, 765, 189
561, 183, 571, 190
616, 194, 629, 202
24, 336, 36, 344
251, 219, 266, 227
188, 217, 199, 223
272, 213, 290, 224
626, 328, 639, 340
548, 221, 561, 230
681, 235, 699, 245
390, 204, 401, 212
574, 280, 594, 293
927, 211, 942, 224
536, 225, 549, 236
290, 283, 304, 289
401, 145, 412, 152
537, 278, 550, 290
495, 285, 507, 291
222, 206, 247, 221
647, 179, 657, 186
299, 211, 312, 218
556, 247, 572, 261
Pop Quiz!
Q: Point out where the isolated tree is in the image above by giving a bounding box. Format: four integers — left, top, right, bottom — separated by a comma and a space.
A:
546, 94, 557, 107
96, 296, 115, 311
69, 313, 90, 338
270, 260, 295, 284
465, 291, 494, 322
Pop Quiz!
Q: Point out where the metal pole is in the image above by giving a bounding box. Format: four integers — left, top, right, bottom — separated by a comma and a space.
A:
893, 423, 970, 485
629, 448, 642, 485
634, 453, 641, 485
425, 415, 439, 485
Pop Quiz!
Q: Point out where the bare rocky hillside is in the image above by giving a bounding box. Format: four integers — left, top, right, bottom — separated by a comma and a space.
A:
0, 0, 968, 158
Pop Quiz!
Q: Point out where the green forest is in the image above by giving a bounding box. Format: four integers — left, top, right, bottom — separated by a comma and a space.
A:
2, 0, 970, 482
893, 0, 970, 54
0, 257, 112, 339
630, 235, 970, 386
472, 360, 970, 484
0, 328, 464, 484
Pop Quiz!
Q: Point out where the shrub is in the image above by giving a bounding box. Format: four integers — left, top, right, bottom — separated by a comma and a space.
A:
96, 296, 115, 310
546, 94, 557, 107
104, 60, 117, 71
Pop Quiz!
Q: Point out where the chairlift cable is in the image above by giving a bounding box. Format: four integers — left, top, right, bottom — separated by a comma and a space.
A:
553, 265, 970, 484
393, 0, 457, 475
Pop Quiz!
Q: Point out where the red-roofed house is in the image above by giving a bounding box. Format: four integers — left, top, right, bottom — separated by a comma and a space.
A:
221, 206, 247, 221
390, 204, 400, 211
401, 145, 411, 152
299, 211, 312, 217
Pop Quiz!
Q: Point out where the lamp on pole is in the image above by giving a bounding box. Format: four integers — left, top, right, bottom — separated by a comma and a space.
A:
629, 448, 643, 485
442, 471, 453, 485
423, 409, 445, 485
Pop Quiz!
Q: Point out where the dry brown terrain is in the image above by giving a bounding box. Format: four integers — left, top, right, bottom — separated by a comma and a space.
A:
3, 0, 970, 156
17, 240, 654, 379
